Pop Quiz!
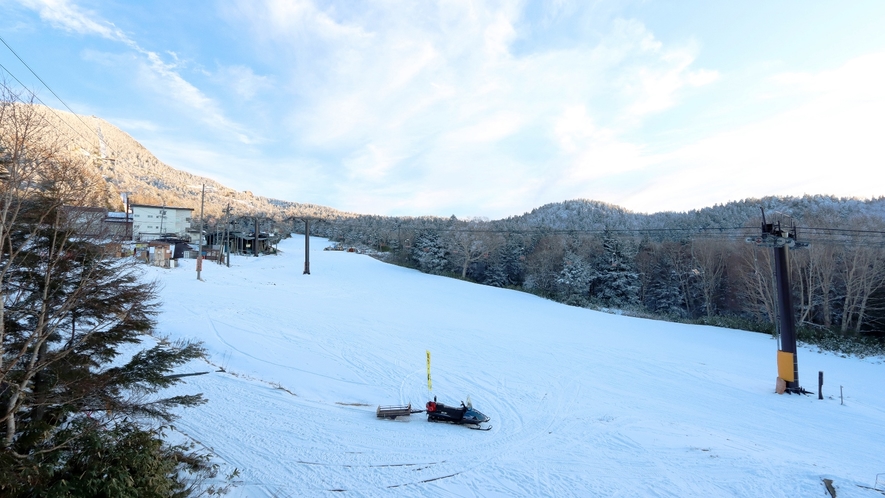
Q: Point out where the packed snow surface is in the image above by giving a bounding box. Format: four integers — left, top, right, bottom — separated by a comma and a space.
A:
148, 236, 885, 497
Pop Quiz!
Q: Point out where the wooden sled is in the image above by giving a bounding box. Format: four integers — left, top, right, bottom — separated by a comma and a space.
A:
376, 403, 412, 419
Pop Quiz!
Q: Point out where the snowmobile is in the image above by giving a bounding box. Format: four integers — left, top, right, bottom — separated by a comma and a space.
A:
425, 397, 491, 430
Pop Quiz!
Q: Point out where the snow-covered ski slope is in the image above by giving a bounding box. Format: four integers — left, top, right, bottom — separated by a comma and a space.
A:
150, 236, 885, 497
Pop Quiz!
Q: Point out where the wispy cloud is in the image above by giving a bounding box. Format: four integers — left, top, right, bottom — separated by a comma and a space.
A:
22, 0, 870, 218
213, 65, 272, 101
225, 1, 717, 215
132, 51, 259, 144
16, 0, 130, 43
620, 51, 885, 213
15, 0, 256, 144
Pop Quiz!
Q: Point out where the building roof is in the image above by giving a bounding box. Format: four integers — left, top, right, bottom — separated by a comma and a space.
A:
62, 206, 106, 213
130, 203, 194, 211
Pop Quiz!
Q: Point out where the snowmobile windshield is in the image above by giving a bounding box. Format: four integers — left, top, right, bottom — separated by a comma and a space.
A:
464, 408, 489, 423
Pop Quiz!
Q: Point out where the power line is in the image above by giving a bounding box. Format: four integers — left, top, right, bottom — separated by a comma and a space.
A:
324, 222, 756, 235
0, 35, 104, 144
0, 62, 103, 155
800, 226, 885, 235
318, 221, 885, 248
0, 37, 119, 162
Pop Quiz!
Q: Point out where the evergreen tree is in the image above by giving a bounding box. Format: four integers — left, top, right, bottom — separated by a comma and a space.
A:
483, 259, 508, 287
589, 234, 641, 308
0, 193, 214, 497
410, 230, 449, 274
556, 251, 590, 306
644, 258, 688, 317
1, 85, 217, 496
499, 235, 527, 287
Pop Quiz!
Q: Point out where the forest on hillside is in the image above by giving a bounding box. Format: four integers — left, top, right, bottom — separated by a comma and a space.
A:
308, 197, 885, 351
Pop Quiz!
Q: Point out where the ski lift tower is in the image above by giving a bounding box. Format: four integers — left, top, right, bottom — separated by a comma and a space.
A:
291, 217, 323, 274
747, 209, 809, 394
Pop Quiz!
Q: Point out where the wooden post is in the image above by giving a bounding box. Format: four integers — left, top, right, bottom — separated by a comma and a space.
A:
818, 371, 823, 400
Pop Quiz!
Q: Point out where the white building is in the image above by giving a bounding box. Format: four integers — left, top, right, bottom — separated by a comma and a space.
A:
130, 203, 194, 241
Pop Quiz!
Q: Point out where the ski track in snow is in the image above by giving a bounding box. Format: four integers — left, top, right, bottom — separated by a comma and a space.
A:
148, 237, 885, 497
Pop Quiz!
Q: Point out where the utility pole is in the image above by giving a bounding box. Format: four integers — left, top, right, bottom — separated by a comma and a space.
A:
304, 218, 311, 274
253, 217, 259, 257
159, 203, 166, 238
747, 209, 808, 394
119, 191, 133, 241
224, 203, 231, 267
214, 219, 220, 265
196, 184, 205, 280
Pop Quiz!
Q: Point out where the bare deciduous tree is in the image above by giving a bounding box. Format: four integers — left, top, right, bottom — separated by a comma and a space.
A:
523, 235, 566, 296
691, 239, 728, 319
444, 221, 503, 279
737, 244, 777, 326
837, 228, 885, 334
660, 240, 697, 317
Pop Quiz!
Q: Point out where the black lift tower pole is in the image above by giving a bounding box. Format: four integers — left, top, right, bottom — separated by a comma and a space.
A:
293, 217, 322, 275
747, 209, 808, 394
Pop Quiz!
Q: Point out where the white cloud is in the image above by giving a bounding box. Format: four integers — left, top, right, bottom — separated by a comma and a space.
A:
134, 51, 256, 144
551, 105, 648, 189
212, 65, 271, 101
16, 0, 130, 44
23, 0, 789, 218
554, 105, 591, 154
16, 0, 255, 143
620, 51, 885, 213
343, 142, 403, 182
222, 2, 718, 216
444, 112, 526, 145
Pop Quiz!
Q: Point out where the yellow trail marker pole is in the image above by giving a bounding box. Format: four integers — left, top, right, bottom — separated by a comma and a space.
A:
426, 350, 432, 391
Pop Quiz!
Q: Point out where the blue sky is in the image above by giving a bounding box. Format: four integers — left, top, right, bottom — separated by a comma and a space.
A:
1, 0, 884, 218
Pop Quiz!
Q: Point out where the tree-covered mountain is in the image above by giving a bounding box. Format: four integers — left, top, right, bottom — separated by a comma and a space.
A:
504, 196, 885, 232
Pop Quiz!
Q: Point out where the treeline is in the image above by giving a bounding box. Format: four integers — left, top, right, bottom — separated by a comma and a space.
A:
311, 198, 885, 354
